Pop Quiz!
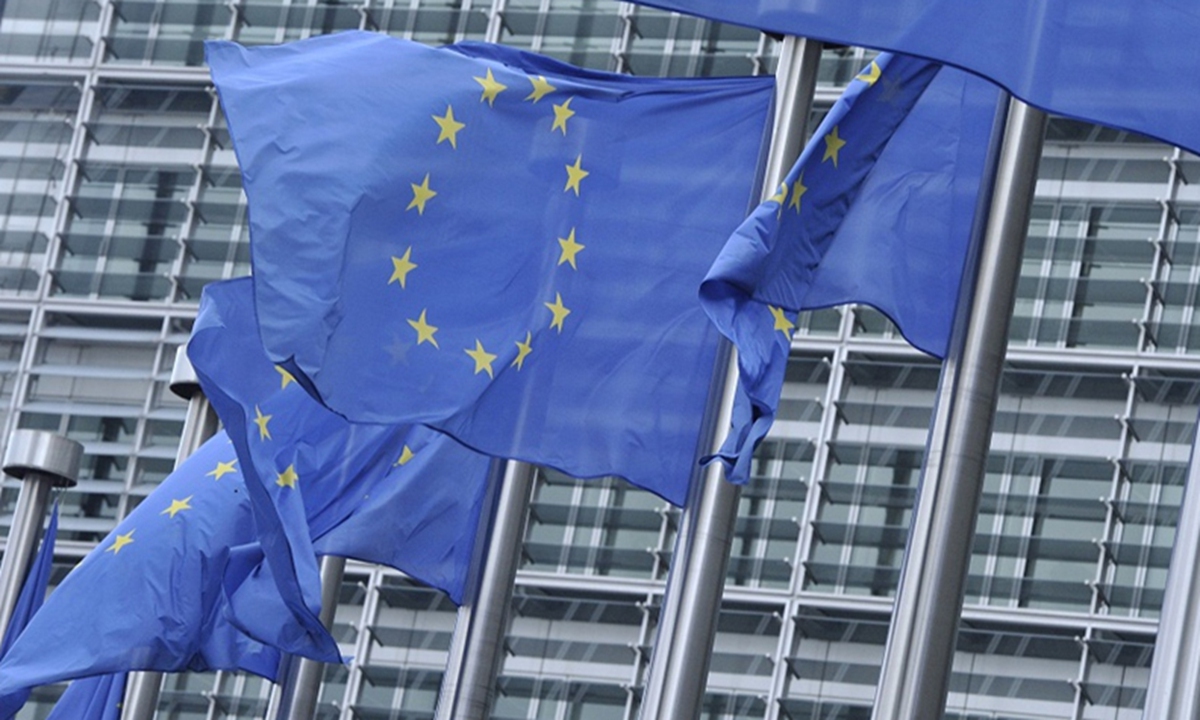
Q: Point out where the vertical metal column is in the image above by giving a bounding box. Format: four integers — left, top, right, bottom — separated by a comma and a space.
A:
434, 460, 537, 720
267, 555, 347, 720
1142, 417, 1200, 718
0, 430, 82, 645
639, 35, 822, 720
870, 99, 1046, 720
122, 347, 220, 720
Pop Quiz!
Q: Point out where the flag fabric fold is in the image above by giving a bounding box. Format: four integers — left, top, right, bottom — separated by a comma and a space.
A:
45, 674, 126, 720
189, 277, 494, 665
0, 502, 59, 717
205, 31, 774, 507
701, 54, 1003, 482
630, 0, 1200, 157
0, 434, 283, 695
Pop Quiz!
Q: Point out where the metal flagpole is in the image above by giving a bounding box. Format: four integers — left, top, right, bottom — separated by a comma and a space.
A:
0, 429, 82, 645
870, 98, 1046, 720
122, 347, 221, 720
434, 459, 536, 720
1141, 414, 1200, 718
267, 555, 347, 720
639, 34, 822, 720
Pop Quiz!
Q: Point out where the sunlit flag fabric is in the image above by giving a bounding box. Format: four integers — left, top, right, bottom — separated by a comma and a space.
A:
205, 31, 774, 507
701, 54, 1003, 482
0, 434, 283, 695
630, 0, 1200, 157
45, 674, 126, 720
0, 503, 58, 717
189, 277, 494, 664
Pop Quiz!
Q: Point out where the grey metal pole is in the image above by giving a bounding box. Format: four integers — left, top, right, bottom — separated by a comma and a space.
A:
638, 35, 822, 720
434, 460, 537, 720
871, 99, 1046, 720
0, 430, 82, 645
267, 555, 347, 720
1142, 417, 1200, 718
122, 347, 220, 720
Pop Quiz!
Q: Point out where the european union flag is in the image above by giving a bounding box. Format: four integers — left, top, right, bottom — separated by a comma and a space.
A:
0, 503, 58, 717
45, 674, 125, 720
189, 277, 494, 663
206, 32, 774, 507
701, 54, 1003, 482
631, 0, 1200, 157
0, 433, 283, 695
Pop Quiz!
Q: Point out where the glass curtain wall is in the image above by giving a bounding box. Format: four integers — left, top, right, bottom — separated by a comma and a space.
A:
0, 2, 1192, 719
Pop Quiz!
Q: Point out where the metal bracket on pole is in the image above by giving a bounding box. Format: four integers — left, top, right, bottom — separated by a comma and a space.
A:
434, 459, 536, 720
638, 35, 822, 720
870, 99, 1047, 720
123, 346, 221, 720
0, 429, 82, 645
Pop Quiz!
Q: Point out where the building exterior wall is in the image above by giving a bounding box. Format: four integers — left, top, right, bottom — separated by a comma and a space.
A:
0, 2, 1191, 718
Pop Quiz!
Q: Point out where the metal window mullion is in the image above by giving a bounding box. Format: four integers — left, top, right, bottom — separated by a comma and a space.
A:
1011, 455, 1041, 608
1087, 366, 1139, 615
164, 88, 218, 300
38, 70, 99, 303
1025, 200, 1062, 345
978, 458, 1015, 606
611, 3, 637, 75
765, 344, 847, 718
1139, 148, 1182, 351
338, 567, 383, 720
0, 308, 41, 463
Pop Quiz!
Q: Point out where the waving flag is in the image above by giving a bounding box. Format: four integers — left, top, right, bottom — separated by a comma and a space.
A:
0, 434, 283, 695
206, 31, 773, 507
189, 278, 494, 664
631, 0, 1200, 156
702, 54, 1003, 481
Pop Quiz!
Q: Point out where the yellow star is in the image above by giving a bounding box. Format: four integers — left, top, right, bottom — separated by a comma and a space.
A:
769, 305, 795, 338
275, 365, 296, 389
823, 126, 846, 167
253, 405, 272, 441
432, 105, 466, 149
389, 247, 418, 289
564, 155, 589, 196
464, 339, 498, 379
207, 458, 237, 480
106, 530, 134, 554
512, 331, 533, 370
276, 464, 299, 489
544, 292, 571, 333
407, 309, 439, 348
768, 181, 788, 217
161, 496, 193, 519
407, 173, 437, 215
557, 228, 585, 269
395, 445, 415, 466
526, 75, 556, 102
789, 173, 807, 213
551, 97, 575, 135
856, 60, 881, 86
474, 68, 507, 107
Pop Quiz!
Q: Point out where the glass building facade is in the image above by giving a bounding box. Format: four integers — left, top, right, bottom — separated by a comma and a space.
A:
0, 1, 1194, 718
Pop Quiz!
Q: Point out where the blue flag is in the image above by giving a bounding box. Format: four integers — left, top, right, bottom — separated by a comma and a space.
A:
205, 31, 774, 507
701, 54, 1003, 482
0, 434, 284, 695
631, 0, 1200, 157
46, 674, 126, 720
188, 277, 494, 664
0, 502, 58, 717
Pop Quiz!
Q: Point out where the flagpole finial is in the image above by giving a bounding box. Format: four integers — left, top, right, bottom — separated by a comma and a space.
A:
3, 429, 82, 488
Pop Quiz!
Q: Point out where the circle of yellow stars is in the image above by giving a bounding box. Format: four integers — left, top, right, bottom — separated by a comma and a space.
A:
385, 64, 602, 382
